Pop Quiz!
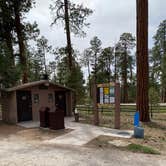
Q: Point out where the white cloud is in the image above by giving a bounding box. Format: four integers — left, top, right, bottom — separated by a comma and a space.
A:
26, 0, 166, 58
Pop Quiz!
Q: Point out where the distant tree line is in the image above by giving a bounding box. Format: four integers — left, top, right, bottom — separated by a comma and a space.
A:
0, 0, 166, 107
0, 0, 92, 104
80, 33, 136, 103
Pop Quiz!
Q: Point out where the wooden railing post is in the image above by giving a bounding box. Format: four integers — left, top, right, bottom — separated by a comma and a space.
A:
115, 81, 120, 129
92, 81, 99, 126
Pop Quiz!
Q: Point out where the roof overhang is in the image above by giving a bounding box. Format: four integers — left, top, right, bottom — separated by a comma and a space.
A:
4, 80, 75, 92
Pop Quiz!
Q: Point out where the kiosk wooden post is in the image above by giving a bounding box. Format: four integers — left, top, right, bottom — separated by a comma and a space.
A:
96, 82, 120, 129
115, 81, 120, 129
92, 82, 99, 126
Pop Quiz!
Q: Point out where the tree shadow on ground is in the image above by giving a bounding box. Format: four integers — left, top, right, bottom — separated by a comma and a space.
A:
144, 121, 166, 131
0, 120, 24, 138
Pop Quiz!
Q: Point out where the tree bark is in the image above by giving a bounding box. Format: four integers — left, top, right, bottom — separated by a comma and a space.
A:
163, 24, 166, 102
108, 53, 111, 82
115, 81, 120, 129
136, 0, 150, 122
64, 0, 73, 71
122, 49, 128, 103
14, 2, 28, 83
164, 88, 166, 102
92, 78, 99, 125
114, 49, 117, 81
161, 88, 164, 102
87, 61, 92, 97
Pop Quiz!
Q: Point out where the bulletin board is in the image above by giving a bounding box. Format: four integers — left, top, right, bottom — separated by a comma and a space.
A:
97, 83, 115, 106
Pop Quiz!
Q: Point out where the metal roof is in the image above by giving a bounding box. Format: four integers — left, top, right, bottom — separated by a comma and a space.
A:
5, 80, 75, 92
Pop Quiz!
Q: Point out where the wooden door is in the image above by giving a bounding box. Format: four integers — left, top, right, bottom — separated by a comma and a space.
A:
17, 91, 32, 122
55, 91, 66, 116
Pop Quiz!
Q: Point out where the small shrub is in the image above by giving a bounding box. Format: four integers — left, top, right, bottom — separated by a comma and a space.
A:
127, 143, 160, 155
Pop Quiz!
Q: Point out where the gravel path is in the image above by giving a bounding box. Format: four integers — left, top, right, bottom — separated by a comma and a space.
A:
44, 118, 133, 146
0, 139, 165, 166
0, 118, 165, 166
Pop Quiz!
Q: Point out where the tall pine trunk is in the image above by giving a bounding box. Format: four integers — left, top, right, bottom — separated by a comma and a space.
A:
14, 2, 28, 83
108, 54, 111, 82
136, 0, 150, 122
164, 88, 166, 102
122, 49, 128, 103
114, 50, 117, 81
64, 0, 73, 71
129, 61, 133, 81
87, 61, 91, 97
163, 25, 166, 102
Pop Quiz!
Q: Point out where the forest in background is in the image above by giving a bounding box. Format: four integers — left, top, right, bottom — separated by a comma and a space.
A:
0, 0, 166, 105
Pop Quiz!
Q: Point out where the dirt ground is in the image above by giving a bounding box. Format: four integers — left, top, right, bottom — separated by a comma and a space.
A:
0, 121, 166, 166
0, 111, 165, 165
0, 121, 72, 142
79, 112, 166, 154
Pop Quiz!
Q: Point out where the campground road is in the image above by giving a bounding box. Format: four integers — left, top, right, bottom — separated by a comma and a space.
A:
0, 139, 165, 166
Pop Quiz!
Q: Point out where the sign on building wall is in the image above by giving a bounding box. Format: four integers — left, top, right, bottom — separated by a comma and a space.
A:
97, 83, 115, 105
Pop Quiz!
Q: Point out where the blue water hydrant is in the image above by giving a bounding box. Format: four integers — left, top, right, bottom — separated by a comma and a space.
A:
134, 112, 144, 138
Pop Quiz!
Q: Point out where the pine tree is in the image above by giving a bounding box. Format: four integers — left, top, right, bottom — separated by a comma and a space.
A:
0, 42, 21, 87
50, 0, 93, 70
116, 33, 135, 103
89, 36, 102, 81
136, 0, 150, 122
96, 47, 114, 83
56, 48, 85, 103
12, 0, 35, 83
0, 0, 15, 65
151, 20, 166, 102
27, 36, 52, 81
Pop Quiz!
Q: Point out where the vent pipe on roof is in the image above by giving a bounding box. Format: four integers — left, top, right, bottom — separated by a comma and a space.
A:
41, 74, 49, 80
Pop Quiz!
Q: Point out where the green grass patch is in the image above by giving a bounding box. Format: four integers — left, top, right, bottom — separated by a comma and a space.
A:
126, 143, 160, 155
